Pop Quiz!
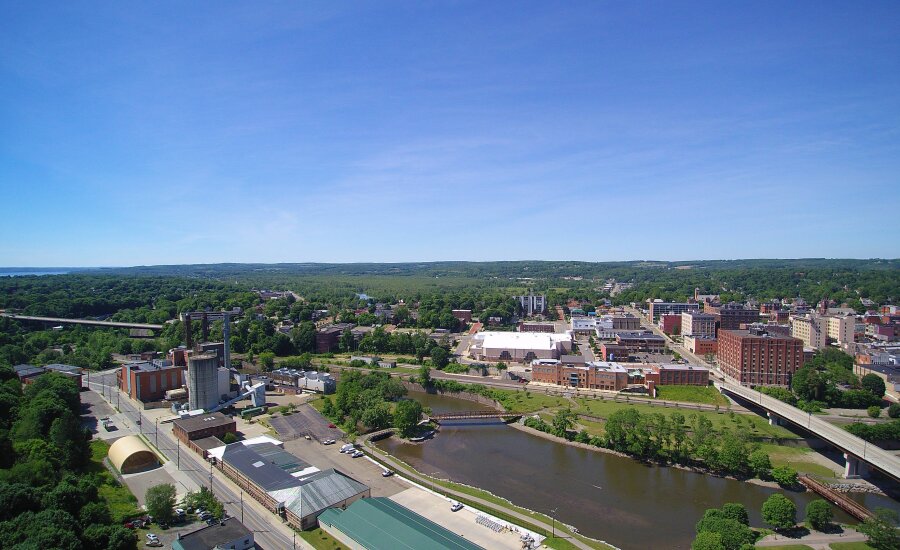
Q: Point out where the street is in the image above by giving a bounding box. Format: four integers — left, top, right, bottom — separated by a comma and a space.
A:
85, 370, 304, 550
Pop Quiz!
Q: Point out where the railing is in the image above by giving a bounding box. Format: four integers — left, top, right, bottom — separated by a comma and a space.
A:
430, 411, 522, 421
799, 476, 874, 521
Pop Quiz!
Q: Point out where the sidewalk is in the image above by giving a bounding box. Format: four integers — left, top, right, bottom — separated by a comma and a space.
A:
755, 527, 867, 548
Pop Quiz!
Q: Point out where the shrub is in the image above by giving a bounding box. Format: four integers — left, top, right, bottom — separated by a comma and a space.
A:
888, 403, 900, 419
868, 406, 882, 419
771, 466, 798, 488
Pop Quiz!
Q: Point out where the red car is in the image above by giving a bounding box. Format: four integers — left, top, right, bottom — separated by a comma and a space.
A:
328, 423, 336, 428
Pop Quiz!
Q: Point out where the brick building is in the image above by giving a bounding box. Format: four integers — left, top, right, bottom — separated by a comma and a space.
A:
315, 323, 355, 353
615, 331, 666, 354
599, 343, 630, 361
531, 360, 628, 391
119, 361, 185, 402
706, 303, 761, 331
173, 412, 236, 444
644, 364, 710, 386
683, 336, 718, 356
451, 310, 472, 323
717, 328, 804, 386
14, 363, 83, 387
648, 301, 699, 321
518, 322, 556, 333
658, 314, 681, 335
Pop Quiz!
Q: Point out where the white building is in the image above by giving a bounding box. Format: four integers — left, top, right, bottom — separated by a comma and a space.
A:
470, 331, 572, 363
681, 312, 716, 339
792, 313, 855, 349
516, 293, 546, 316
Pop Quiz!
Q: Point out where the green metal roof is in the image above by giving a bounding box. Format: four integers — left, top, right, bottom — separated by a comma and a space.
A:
318, 497, 484, 550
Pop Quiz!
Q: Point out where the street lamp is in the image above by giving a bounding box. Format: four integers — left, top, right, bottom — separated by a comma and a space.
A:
550, 506, 558, 539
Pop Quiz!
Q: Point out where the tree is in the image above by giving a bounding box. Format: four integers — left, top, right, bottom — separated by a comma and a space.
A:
720, 503, 749, 526
856, 508, 900, 550
889, 403, 900, 419
181, 487, 223, 520
762, 493, 796, 530
418, 365, 432, 386
695, 509, 755, 550
868, 406, 882, 419
257, 352, 275, 370
804, 499, 832, 531
145, 483, 176, 524
551, 408, 577, 438
339, 328, 354, 353
221, 432, 238, 444
393, 399, 423, 438
771, 466, 798, 488
691, 531, 725, 550
748, 449, 772, 479
430, 347, 449, 370
861, 373, 886, 398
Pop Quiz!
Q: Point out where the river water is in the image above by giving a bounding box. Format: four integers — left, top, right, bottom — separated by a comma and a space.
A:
377, 391, 899, 550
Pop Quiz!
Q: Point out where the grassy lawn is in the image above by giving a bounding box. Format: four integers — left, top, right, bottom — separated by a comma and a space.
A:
758, 443, 840, 478
298, 527, 348, 550
829, 543, 876, 550
491, 389, 571, 413
655, 385, 729, 405
756, 545, 814, 550
575, 416, 606, 437
88, 439, 142, 522
573, 398, 799, 439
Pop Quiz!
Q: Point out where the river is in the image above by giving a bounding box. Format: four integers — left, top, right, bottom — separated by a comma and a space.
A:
377, 391, 899, 550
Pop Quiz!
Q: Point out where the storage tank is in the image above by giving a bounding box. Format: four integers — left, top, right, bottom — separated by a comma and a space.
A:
186, 352, 219, 411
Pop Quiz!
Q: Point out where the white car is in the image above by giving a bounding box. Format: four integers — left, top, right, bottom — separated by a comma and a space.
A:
450, 502, 463, 512
145, 533, 159, 541
351, 450, 364, 458
323, 439, 336, 445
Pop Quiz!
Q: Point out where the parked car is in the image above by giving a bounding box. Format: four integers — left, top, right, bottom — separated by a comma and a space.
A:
340, 444, 355, 453
322, 439, 336, 445
351, 451, 364, 458
450, 502, 463, 512
381, 470, 394, 477
328, 423, 336, 428
146, 541, 162, 548
145, 534, 158, 542
199, 511, 212, 520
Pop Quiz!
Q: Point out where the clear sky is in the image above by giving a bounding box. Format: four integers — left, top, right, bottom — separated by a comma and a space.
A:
1, 1, 899, 266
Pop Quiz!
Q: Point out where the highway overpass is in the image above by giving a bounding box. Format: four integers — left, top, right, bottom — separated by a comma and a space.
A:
718, 381, 900, 481
0, 313, 164, 331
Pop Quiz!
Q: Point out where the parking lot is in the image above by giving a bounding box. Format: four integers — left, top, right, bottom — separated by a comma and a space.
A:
268, 403, 343, 442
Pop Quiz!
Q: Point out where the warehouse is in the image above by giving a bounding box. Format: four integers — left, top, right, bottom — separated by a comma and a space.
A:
469, 331, 572, 363
319, 497, 484, 550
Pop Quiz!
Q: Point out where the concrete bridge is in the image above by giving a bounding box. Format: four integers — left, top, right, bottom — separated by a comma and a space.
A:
718, 381, 900, 481
0, 313, 164, 331
428, 411, 522, 423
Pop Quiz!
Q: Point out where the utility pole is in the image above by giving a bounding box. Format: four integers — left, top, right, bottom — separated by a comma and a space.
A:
550, 506, 558, 539
240, 491, 244, 523
155, 418, 159, 447
177, 438, 180, 470
209, 459, 214, 495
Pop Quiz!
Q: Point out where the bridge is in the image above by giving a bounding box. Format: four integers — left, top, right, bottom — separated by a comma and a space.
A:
799, 475, 874, 521
428, 411, 522, 423
0, 313, 165, 331
718, 381, 900, 481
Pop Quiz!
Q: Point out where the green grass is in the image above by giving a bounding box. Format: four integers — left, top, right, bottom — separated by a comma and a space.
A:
490, 389, 571, 413
573, 398, 799, 439
829, 543, 877, 550
756, 545, 814, 550
543, 536, 584, 549
88, 439, 142, 522
298, 527, 348, 550
655, 385, 730, 405
758, 443, 840, 478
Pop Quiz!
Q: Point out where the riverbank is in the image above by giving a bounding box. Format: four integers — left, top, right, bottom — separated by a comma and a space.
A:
509, 420, 787, 490
362, 436, 618, 550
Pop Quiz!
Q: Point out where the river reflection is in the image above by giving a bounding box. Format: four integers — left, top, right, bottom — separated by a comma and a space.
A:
377, 392, 898, 550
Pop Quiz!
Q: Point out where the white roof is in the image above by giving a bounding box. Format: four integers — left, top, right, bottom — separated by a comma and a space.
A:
206, 435, 284, 460
477, 331, 571, 351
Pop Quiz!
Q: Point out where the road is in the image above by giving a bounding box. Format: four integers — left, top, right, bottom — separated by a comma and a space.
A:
86, 370, 306, 550
2, 312, 164, 330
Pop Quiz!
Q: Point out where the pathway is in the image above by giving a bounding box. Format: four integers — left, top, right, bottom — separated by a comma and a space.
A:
755, 527, 867, 548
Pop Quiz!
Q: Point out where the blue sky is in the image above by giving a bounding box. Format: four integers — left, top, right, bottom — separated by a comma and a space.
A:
1, 1, 899, 266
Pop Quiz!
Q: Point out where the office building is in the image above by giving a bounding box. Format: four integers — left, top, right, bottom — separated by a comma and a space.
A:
681, 312, 716, 339
706, 303, 761, 331
316, 323, 355, 353
615, 331, 667, 354
648, 301, 699, 321
791, 314, 827, 349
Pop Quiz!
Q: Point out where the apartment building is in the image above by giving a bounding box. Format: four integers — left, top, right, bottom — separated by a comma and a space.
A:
792, 314, 827, 349
681, 312, 716, 339
717, 328, 804, 386
516, 293, 546, 316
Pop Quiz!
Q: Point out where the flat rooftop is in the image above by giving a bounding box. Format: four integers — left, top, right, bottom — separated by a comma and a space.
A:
173, 517, 251, 550
173, 412, 234, 433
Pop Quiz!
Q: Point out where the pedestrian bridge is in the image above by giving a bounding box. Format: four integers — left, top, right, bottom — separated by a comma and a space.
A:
428, 411, 522, 423
718, 381, 900, 481
1, 313, 164, 330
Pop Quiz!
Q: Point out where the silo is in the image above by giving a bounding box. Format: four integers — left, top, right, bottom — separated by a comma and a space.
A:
186, 352, 220, 411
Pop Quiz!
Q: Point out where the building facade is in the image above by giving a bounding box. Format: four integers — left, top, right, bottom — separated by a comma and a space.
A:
791, 314, 827, 349
658, 314, 681, 335
615, 331, 666, 354
681, 312, 716, 339
708, 303, 761, 331
119, 361, 185, 402
173, 412, 237, 444
516, 293, 546, 316
648, 301, 699, 321
644, 364, 710, 386
531, 361, 628, 391
717, 328, 804, 386
683, 335, 718, 356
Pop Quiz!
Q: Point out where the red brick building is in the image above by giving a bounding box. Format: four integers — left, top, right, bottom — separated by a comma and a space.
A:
683, 336, 718, 356
315, 323, 355, 353
599, 343, 630, 362
119, 361, 186, 402
706, 303, 761, 331
518, 322, 555, 333
658, 314, 681, 335
452, 310, 472, 324
531, 360, 628, 391
717, 328, 804, 386
173, 412, 236, 444
645, 364, 709, 386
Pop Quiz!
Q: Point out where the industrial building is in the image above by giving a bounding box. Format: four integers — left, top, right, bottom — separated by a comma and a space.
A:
118, 361, 185, 402
172, 517, 254, 550
469, 331, 572, 363
270, 368, 336, 393
215, 441, 370, 530
186, 351, 221, 410
717, 328, 804, 386
319, 497, 485, 550
107, 435, 158, 474
13, 363, 82, 387
173, 412, 236, 444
